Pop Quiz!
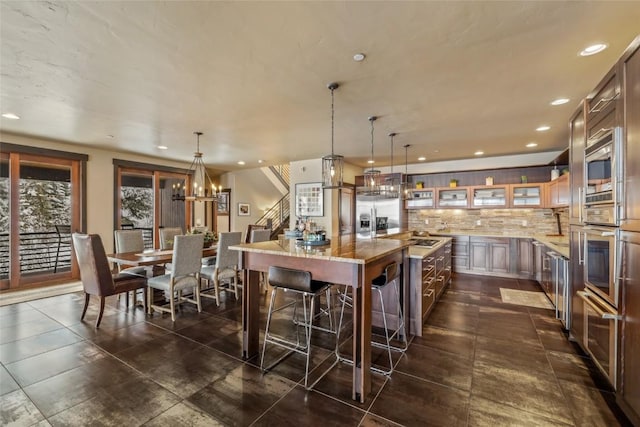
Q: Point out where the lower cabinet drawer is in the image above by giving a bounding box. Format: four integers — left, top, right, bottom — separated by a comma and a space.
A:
422, 281, 436, 317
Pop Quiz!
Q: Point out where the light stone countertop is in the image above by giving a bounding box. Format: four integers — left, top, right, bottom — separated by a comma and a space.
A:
230, 234, 413, 265
431, 231, 569, 258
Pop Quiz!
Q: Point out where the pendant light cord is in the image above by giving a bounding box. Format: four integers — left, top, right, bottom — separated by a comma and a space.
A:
369, 116, 376, 172
331, 87, 335, 156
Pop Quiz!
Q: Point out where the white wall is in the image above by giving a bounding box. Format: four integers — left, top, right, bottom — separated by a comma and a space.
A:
2, 133, 194, 252
219, 168, 284, 239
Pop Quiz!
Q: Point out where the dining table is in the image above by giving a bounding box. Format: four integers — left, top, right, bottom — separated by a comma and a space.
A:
230, 235, 412, 403
106, 247, 217, 274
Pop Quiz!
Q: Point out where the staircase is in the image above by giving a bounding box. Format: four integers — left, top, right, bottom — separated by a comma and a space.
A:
255, 164, 290, 238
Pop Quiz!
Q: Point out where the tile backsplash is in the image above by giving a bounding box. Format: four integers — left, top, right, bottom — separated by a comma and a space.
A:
408, 208, 569, 236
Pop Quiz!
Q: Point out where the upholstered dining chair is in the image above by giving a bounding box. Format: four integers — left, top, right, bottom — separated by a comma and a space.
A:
159, 227, 183, 250
200, 231, 242, 305
245, 224, 267, 243
146, 234, 204, 321
114, 229, 151, 307
72, 233, 148, 328
114, 229, 149, 277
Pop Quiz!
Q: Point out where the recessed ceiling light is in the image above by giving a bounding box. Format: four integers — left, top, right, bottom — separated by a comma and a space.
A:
536, 125, 551, 132
353, 53, 366, 62
550, 98, 570, 106
526, 142, 538, 148
433, 150, 440, 153
2, 113, 20, 120
258, 159, 264, 164
474, 151, 484, 156
367, 160, 375, 164
237, 161, 245, 165
418, 156, 426, 161
157, 145, 168, 150
580, 43, 608, 56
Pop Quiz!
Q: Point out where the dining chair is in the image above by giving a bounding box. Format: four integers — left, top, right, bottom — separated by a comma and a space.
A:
113, 229, 149, 277
146, 234, 204, 322
159, 227, 183, 250
245, 224, 267, 243
72, 233, 147, 328
114, 229, 151, 307
200, 231, 242, 305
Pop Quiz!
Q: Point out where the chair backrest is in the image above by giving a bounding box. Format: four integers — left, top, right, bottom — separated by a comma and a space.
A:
245, 224, 267, 243
250, 228, 272, 243
268, 266, 313, 292
216, 231, 242, 269
160, 227, 183, 250
72, 233, 115, 296
171, 234, 204, 277
372, 261, 400, 287
114, 229, 145, 253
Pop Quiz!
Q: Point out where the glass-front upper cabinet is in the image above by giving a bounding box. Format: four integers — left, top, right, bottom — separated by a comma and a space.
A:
510, 183, 544, 208
405, 189, 435, 209
437, 188, 469, 208
471, 186, 508, 208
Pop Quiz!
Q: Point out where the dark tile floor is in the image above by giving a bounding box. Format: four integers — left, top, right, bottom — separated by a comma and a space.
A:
0, 274, 633, 426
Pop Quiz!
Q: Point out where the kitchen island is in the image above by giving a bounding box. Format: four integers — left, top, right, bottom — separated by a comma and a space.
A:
230, 235, 413, 403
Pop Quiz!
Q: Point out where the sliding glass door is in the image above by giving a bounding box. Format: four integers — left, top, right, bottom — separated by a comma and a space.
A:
0, 147, 85, 291
114, 161, 189, 249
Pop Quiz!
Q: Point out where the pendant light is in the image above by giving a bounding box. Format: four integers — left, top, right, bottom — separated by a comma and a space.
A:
385, 132, 400, 198
363, 116, 380, 195
322, 82, 345, 188
402, 144, 411, 199
172, 131, 220, 202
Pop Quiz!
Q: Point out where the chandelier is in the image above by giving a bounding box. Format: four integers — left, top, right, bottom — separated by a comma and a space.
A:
363, 116, 381, 195
172, 131, 219, 202
322, 82, 345, 189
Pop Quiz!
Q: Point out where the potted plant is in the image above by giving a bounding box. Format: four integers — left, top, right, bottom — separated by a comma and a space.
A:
189, 229, 217, 247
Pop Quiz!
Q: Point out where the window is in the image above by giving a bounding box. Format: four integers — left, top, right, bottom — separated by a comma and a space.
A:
114, 160, 213, 247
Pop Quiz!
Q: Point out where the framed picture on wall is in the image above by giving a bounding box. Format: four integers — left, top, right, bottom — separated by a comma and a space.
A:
217, 189, 230, 215
295, 182, 324, 217
238, 202, 251, 216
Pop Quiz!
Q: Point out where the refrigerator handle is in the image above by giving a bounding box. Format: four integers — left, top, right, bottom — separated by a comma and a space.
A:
578, 231, 584, 265
578, 187, 583, 224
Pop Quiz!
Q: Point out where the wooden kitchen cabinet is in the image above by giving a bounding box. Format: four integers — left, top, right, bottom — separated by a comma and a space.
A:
471, 185, 508, 208
469, 237, 510, 274
405, 188, 435, 209
569, 102, 587, 223
510, 183, 545, 208
436, 187, 470, 208
547, 173, 569, 208
515, 238, 534, 278
451, 235, 470, 271
621, 37, 640, 231
409, 240, 452, 336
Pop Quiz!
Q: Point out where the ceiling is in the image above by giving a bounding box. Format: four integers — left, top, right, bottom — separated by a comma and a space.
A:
1, 2, 639, 173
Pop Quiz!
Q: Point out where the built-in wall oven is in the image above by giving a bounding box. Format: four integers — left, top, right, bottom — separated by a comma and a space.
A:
583, 226, 619, 307
584, 127, 623, 226
578, 225, 621, 389
578, 288, 620, 390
